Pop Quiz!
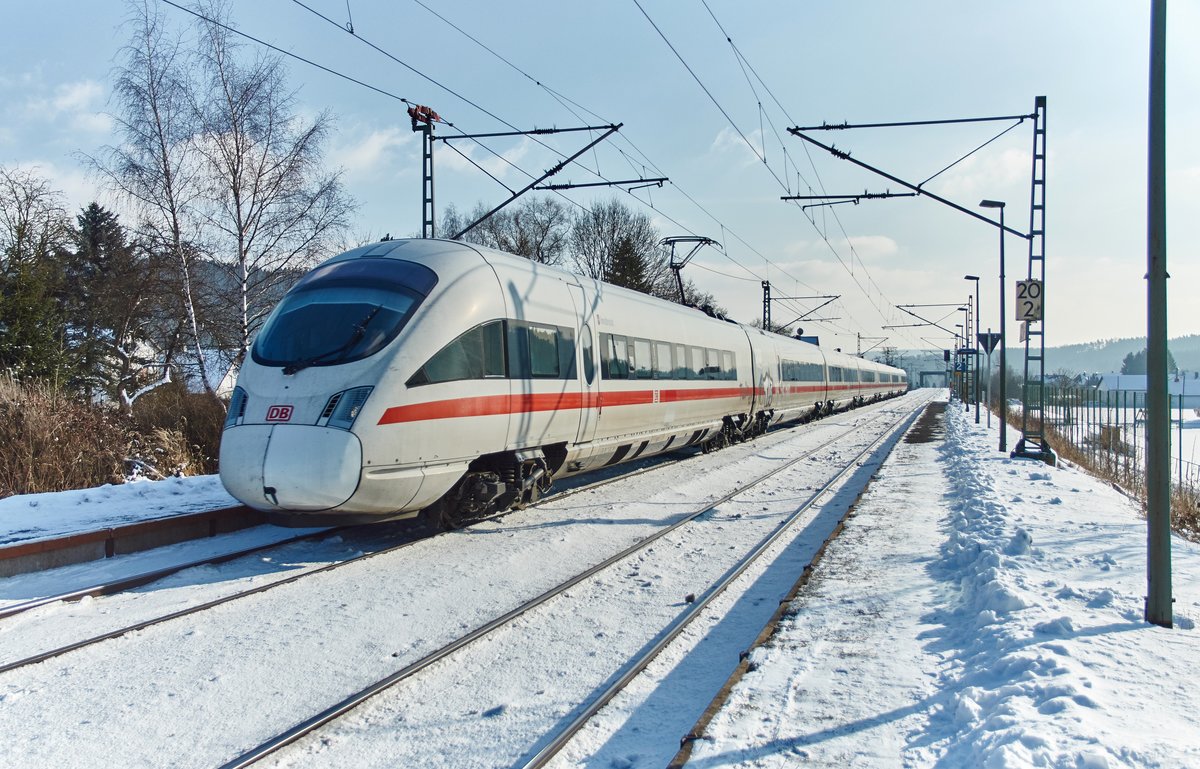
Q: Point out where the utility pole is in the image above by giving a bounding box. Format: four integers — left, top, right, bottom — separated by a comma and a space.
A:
1145, 0, 1172, 628
409, 105, 440, 238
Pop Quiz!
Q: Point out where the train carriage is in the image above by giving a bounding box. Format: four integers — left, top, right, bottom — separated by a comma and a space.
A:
219, 238, 906, 526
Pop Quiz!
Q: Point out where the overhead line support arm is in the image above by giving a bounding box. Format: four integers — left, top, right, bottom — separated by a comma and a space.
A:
786, 128, 1030, 239
452, 124, 622, 240
794, 113, 1037, 131
436, 124, 618, 141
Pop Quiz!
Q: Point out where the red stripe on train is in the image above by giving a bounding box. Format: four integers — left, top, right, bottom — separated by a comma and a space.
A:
379, 386, 749, 425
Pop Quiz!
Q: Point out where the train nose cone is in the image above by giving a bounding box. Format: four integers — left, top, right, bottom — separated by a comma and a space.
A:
219, 425, 362, 511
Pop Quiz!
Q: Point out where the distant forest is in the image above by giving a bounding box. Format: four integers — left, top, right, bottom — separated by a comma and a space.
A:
879, 334, 1200, 384
1006, 334, 1200, 376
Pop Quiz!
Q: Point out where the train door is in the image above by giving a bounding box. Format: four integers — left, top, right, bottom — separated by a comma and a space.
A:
570, 282, 599, 446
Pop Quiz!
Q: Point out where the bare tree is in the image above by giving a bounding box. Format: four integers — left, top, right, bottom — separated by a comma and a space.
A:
444, 196, 570, 266
570, 198, 672, 295
91, 0, 214, 395
191, 2, 353, 372
0, 166, 69, 274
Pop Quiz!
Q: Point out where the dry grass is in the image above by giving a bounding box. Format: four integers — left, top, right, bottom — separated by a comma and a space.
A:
128, 382, 226, 476
0, 376, 130, 496
0, 377, 227, 498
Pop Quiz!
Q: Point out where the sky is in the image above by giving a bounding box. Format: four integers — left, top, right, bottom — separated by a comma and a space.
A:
2, 0, 1197, 352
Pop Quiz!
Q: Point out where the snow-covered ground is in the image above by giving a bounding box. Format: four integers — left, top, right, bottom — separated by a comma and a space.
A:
0, 474, 238, 546
687, 399, 1199, 769
0, 391, 1196, 768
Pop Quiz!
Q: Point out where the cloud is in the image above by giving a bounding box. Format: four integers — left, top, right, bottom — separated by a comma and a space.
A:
8, 160, 115, 215
15, 78, 111, 136
331, 126, 414, 177
780, 234, 901, 266
50, 80, 104, 114
437, 136, 533, 181
708, 126, 765, 167
934, 148, 1030, 198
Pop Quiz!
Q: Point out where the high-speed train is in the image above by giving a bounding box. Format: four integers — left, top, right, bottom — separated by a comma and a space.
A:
219, 238, 907, 527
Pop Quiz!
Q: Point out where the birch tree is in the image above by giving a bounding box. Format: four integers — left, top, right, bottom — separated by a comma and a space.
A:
192, 1, 351, 371
92, 0, 213, 394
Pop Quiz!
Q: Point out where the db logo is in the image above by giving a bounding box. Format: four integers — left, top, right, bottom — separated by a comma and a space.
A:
266, 405, 294, 422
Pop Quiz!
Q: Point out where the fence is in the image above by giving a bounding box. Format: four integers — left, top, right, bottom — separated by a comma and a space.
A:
1038, 386, 1200, 538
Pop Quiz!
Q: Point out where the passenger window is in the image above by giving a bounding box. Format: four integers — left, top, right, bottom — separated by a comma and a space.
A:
529, 325, 560, 378
722, 351, 735, 380
633, 339, 653, 379
654, 342, 673, 379
705, 349, 721, 380
690, 346, 705, 379
601, 333, 629, 379
407, 320, 505, 386
674, 344, 687, 379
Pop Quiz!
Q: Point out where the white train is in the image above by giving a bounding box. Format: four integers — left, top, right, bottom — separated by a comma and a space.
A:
219, 238, 907, 526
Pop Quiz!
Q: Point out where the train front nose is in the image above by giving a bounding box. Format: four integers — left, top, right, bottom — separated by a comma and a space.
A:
219, 424, 362, 511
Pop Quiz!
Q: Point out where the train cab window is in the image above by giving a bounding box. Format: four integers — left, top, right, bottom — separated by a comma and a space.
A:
407, 320, 505, 387
633, 339, 653, 379
254, 257, 436, 371
601, 333, 629, 379
654, 342, 673, 379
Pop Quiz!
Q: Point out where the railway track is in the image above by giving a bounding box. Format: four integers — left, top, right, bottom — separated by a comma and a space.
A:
0, 396, 869, 674
222, 393, 931, 768
0, 393, 926, 763
0, 449, 694, 676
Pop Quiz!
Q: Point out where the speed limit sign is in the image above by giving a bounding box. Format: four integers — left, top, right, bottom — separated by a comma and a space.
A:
1016, 279, 1043, 321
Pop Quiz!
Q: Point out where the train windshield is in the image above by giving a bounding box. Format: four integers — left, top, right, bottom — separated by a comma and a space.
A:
252, 258, 437, 372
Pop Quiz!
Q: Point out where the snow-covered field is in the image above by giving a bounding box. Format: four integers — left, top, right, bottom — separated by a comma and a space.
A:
0, 391, 1196, 768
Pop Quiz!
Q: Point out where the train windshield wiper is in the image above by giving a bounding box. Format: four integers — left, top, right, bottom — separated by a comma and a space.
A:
282, 305, 383, 375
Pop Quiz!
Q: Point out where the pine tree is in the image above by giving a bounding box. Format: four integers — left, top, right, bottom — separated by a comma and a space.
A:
1120, 347, 1177, 375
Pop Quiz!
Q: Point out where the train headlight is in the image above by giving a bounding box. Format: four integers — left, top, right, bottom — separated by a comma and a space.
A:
225, 387, 247, 429
323, 386, 374, 430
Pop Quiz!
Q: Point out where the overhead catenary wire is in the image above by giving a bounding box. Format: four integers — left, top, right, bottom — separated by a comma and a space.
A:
693, 0, 968, 350
637, 0, 922, 347
406, 0, 851, 334
400, 0, 867, 341
696, 0, 959, 346
164, 0, 869, 344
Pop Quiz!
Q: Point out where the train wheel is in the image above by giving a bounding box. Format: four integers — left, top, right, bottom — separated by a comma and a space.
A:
422, 496, 469, 530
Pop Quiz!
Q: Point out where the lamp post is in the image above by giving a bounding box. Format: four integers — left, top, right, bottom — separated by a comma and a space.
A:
954, 322, 965, 402
980, 199, 1007, 451
965, 274, 981, 423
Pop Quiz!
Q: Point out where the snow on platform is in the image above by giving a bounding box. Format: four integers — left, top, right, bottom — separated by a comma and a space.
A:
687, 398, 1199, 769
